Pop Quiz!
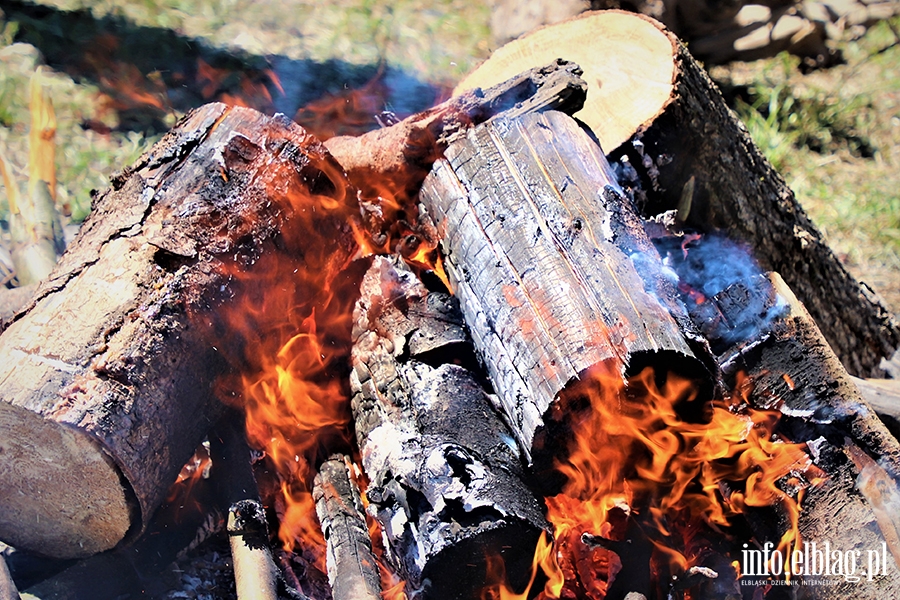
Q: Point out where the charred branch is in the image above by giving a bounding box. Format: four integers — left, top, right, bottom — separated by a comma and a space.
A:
690, 271, 900, 597
313, 455, 381, 600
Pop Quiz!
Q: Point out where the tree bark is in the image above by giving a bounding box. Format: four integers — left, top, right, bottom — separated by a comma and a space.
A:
0, 103, 355, 559
313, 455, 381, 600
692, 271, 900, 597
418, 109, 715, 466
350, 256, 547, 599
455, 9, 900, 377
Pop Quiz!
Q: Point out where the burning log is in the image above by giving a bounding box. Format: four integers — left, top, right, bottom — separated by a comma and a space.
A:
454, 9, 900, 377
350, 256, 547, 599
418, 109, 715, 467
324, 59, 586, 205
690, 271, 900, 596
0, 103, 356, 559
313, 455, 381, 600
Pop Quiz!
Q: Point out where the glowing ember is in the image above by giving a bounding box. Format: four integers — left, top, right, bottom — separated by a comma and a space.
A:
485, 362, 823, 598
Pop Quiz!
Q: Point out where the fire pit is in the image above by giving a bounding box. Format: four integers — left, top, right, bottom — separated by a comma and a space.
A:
1, 10, 899, 600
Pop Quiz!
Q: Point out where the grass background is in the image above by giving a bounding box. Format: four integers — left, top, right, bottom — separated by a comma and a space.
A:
0, 0, 897, 310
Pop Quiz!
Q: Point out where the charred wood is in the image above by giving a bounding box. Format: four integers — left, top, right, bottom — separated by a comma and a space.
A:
350, 256, 546, 599
692, 272, 900, 597
454, 9, 899, 377
313, 455, 381, 600
324, 59, 586, 204
608, 30, 899, 378
418, 109, 715, 467
227, 500, 279, 600
0, 103, 356, 559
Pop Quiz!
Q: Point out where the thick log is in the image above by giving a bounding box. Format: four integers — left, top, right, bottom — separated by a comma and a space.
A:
418, 109, 714, 465
350, 256, 546, 599
0, 103, 356, 558
313, 455, 381, 600
455, 9, 900, 377
691, 271, 900, 596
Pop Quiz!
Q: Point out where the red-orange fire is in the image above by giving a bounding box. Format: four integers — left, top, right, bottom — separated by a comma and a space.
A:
483, 363, 824, 599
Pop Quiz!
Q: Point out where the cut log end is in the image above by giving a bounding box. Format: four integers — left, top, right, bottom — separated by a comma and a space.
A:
0, 402, 133, 557
455, 10, 676, 153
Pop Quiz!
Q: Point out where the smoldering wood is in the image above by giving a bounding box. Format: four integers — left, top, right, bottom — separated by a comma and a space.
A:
324, 59, 587, 203
606, 29, 899, 378
0, 102, 356, 559
313, 455, 381, 600
350, 256, 547, 599
418, 109, 715, 465
691, 271, 900, 597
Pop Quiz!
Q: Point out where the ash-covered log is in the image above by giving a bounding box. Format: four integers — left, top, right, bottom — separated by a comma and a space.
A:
350, 256, 546, 599
454, 9, 899, 378
0, 103, 356, 559
313, 455, 381, 600
691, 271, 900, 597
418, 109, 715, 467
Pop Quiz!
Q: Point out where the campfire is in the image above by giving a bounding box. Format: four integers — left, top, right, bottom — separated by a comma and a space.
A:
1, 10, 900, 600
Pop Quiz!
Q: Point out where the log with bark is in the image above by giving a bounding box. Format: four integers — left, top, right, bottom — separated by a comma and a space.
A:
454, 9, 900, 377
687, 271, 900, 597
350, 256, 547, 599
418, 108, 716, 469
0, 103, 357, 559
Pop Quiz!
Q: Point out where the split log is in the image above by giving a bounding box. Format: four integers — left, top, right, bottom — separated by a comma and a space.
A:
418, 109, 715, 467
313, 455, 381, 600
0, 103, 356, 559
350, 256, 547, 599
690, 271, 900, 597
454, 9, 900, 377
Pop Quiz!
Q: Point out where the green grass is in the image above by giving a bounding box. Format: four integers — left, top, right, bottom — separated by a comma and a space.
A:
0, 42, 153, 224
714, 17, 900, 309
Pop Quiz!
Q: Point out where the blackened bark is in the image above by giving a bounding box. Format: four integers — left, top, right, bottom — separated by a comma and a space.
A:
693, 272, 900, 598
313, 455, 381, 600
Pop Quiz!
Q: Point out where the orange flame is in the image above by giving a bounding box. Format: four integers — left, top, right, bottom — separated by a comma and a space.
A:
485, 363, 823, 598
